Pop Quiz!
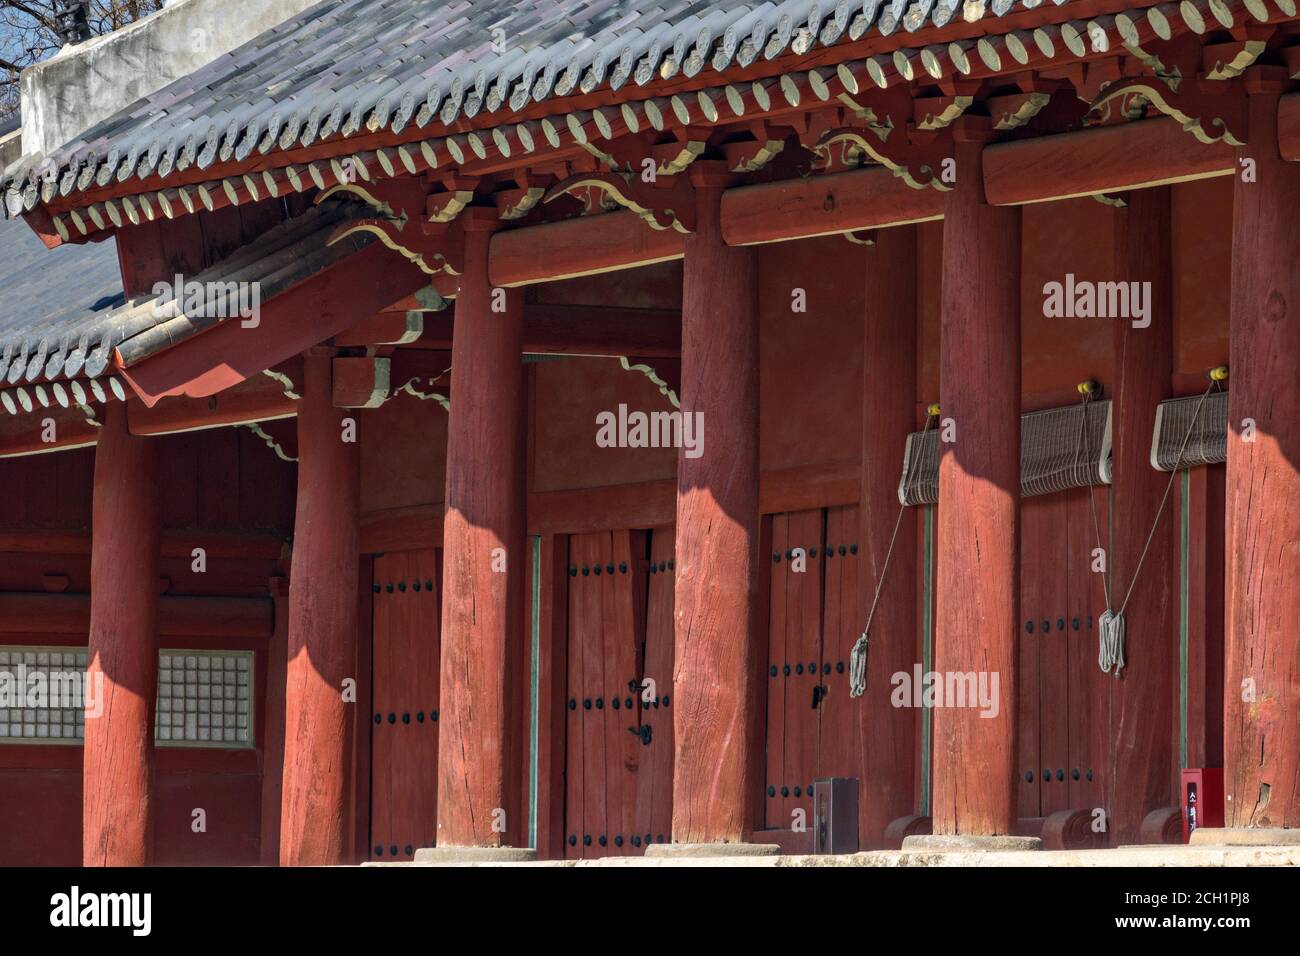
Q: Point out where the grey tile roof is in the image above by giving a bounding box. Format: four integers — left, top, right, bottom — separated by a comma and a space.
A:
0, 198, 373, 397
2, 0, 1042, 205
0, 211, 125, 386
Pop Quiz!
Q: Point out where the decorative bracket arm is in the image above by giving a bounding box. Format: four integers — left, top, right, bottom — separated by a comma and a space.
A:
1088, 76, 1247, 145
816, 124, 953, 191
543, 171, 696, 233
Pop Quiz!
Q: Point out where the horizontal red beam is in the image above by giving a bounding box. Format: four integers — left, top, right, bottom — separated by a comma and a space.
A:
0, 592, 273, 638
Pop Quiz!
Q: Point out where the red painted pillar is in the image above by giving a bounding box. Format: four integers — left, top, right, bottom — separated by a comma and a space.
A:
931, 126, 1022, 836
84, 402, 160, 867
280, 352, 359, 865
669, 162, 761, 846
435, 209, 527, 850
1107, 187, 1177, 846
1224, 80, 1300, 830
859, 226, 919, 847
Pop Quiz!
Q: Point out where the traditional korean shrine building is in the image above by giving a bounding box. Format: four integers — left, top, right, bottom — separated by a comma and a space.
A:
0, 0, 1296, 866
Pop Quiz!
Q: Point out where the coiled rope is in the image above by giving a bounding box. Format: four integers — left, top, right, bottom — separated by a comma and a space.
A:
1084, 370, 1225, 677
850, 407, 936, 698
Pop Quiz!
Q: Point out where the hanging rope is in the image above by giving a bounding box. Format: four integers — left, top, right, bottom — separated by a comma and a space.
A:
1090, 371, 1224, 677
850, 406, 937, 698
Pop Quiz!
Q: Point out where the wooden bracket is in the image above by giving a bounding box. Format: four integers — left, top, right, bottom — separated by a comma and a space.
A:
543, 170, 696, 233
816, 122, 954, 191
333, 356, 391, 409
427, 175, 481, 223
721, 121, 790, 173
652, 127, 710, 176
495, 169, 550, 221
1088, 76, 1247, 145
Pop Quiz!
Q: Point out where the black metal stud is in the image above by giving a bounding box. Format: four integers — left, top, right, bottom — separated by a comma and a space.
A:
825, 547, 833, 560
667, 560, 674, 570
768, 786, 776, 797
839, 545, 847, 556
770, 665, 778, 677
1087, 769, 1094, 781
662, 695, 670, 707
632, 836, 642, 847
598, 835, 607, 846
425, 580, 433, 591
582, 566, 589, 576
375, 845, 383, 856
569, 567, 578, 577
1041, 619, 1050, 633
796, 663, 804, 674
405, 844, 413, 856
388, 712, 396, 724
595, 697, 604, 710
1056, 769, 1065, 782
615, 835, 624, 847
583, 835, 592, 846
809, 547, 817, 558
386, 583, 394, 593
372, 584, 380, 593
836, 661, 845, 674
1072, 618, 1080, 630
793, 786, 802, 797
781, 786, 789, 797
568, 698, 577, 710
584, 698, 592, 710
612, 697, 620, 710
1071, 768, 1080, 781
417, 712, 425, 723
431, 710, 439, 721
823, 663, 831, 675
594, 565, 602, 576
402, 712, 410, 724
773, 552, 781, 563
1025, 770, 1034, 782
1026, 620, 1035, 633
626, 698, 633, 709
606, 564, 615, 574
1043, 768, 1050, 781
1057, 618, 1065, 631
373, 713, 381, 724
398, 581, 406, 592
850, 544, 858, 554
569, 835, 577, 847
390, 845, 398, 856
783, 664, 791, 676
413, 580, 422, 592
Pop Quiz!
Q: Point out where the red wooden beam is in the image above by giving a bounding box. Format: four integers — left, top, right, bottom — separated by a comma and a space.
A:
669, 163, 762, 847
279, 353, 361, 865
983, 116, 1236, 206
83, 403, 160, 867
127, 360, 301, 435
931, 126, 1022, 838
0, 593, 273, 635
1107, 187, 1177, 846
1224, 85, 1300, 831
116, 242, 428, 405
490, 211, 685, 287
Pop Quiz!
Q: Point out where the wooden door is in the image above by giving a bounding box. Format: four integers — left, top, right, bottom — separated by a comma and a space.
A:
369, 549, 441, 861
634, 526, 675, 849
1018, 489, 1110, 821
764, 509, 825, 830
563, 529, 652, 857
815, 505, 862, 785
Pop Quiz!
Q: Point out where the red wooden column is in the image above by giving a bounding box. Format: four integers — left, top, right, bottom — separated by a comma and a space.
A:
1107, 187, 1177, 846
929, 125, 1024, 840
1222, 79, 1300, 833
432, 209, 529, 856
84, 402, 160, 867
858, 226, 919, 847
280, 352, 360, 865
665, 162, 762, 850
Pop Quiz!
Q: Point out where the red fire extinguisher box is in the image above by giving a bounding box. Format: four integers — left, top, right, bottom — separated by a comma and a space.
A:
1181, 768, 1224, 843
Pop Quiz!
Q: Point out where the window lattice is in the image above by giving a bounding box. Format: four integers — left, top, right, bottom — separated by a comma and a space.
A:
0, 646, 253, 749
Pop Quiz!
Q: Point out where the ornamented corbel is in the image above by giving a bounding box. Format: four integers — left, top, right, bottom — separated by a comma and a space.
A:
816, 123, 953, 191
427, 175, 480, 223
1088, 76, 1247, 145
1203, 30, 1271, 81
495, 170, 549, 221
543, 170, 697, 233
652, 127, 710, 176
721, 121, 789, 173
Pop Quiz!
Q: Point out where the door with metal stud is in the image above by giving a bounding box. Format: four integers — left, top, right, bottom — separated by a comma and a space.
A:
369, 548, 441, 862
